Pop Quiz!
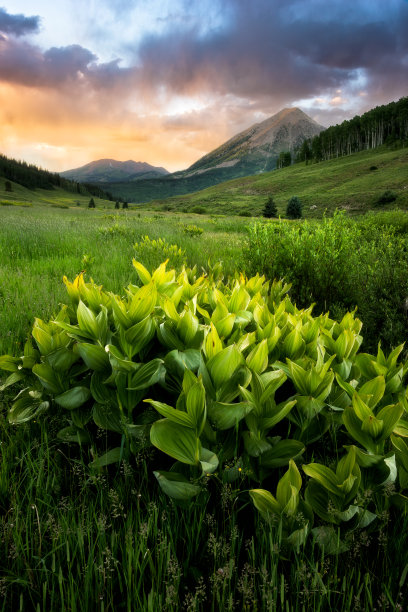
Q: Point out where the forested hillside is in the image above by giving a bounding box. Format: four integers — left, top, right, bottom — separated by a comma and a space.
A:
296, 97, 408, 162
0, 154, 115, 201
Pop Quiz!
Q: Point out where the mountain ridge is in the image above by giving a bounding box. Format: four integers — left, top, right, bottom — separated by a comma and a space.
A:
60, 158, 169, 183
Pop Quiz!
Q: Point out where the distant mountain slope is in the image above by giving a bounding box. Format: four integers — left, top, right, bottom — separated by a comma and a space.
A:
143, 147, 408, 217
184, 107, 324, 176
101, 108, 324, 202
60, 159, 169, 183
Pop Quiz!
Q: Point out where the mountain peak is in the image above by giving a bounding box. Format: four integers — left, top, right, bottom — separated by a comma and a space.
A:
60, 159, 169, 183
186, 107, 324, 175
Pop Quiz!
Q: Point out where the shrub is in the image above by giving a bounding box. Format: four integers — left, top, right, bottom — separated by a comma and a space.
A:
122, 202, 129, 209
115, 201, 120, 209
190, 206, 206, 215
2, 259, 408, 554
133, 235, 186, 269
182, 224, 203, 237
238, 210, 252, 217
88, 198, 95, 208
262, 197, 278, 218
369, 165, 378, 171
286, 196, 302, 219
244, 211, 408, 352
375, 190, 397, 206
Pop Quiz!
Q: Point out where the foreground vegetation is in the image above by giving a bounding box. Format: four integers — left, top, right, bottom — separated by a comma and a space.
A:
1, 203, 408, 610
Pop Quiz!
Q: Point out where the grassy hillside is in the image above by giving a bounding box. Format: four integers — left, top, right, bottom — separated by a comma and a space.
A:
144, 146, 408, 216
0, 177, 116, 209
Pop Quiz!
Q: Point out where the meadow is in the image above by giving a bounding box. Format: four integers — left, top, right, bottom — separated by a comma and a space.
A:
1, 201, 408, 611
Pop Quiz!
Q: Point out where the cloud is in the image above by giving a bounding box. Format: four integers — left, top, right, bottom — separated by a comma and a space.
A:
0, 7, 40, 37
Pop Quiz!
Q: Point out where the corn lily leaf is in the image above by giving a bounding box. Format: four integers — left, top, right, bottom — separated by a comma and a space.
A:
154, 471, 201, 500
150, 419, 200, 465
55, 386, 91, 410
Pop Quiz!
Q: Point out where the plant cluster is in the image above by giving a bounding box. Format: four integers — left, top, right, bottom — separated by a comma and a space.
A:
1, 260, 408, 554
133, 235, 187, 269
182, 224, 204, 237
246, 210, 408, 352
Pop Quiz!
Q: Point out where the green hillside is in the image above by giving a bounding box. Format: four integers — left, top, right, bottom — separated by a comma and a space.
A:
0, 177, 116, 209
143, 146, 408, 216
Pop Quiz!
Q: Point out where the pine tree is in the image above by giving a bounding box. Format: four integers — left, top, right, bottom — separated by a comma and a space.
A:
122, 201, 128, 209
262, 196, 278, 218
286, 196, 302, 219
4, 180, 12, 192
88, 197, 95, 208
115, 201, 120, 209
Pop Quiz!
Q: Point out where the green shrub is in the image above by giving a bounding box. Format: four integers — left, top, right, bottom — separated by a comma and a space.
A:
245, 211, 408, 352
133, 235, 186, 269
375, 190, 397, 206
286, 196, 302, 219
239, 210, 253, 217
2, 260, 408, 555
182, 224, 204, 237
190, 206, 206, 215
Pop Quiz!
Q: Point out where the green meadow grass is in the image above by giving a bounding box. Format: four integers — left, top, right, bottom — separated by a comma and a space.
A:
1, 202, 408, 611
145, 147, 408, 216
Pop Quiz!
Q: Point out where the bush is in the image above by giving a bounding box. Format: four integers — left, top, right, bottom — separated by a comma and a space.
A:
286, 196, 302, 219
375, 190, 397, 206
133, 235, 186, 269
2, 259, 408, 555
262, 197, 278, 218
244, 210, 408, 351
88, 198, 95, 208
239, 210, 252, 217
190, 206, 206, 215
115, 201, 120, 209
182, 224, 203, 237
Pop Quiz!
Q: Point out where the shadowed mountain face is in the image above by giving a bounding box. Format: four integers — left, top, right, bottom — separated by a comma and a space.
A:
183, 107, 325, 177
69, 108, 324, 202
60, 159, 169, 183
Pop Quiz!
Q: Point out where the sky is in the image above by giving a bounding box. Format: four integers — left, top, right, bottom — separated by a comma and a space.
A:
0, 0, 407, 173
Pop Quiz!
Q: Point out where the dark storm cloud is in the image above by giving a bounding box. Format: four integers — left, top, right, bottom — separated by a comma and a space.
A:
0, 0, 407, 111
0, 7, 40, 37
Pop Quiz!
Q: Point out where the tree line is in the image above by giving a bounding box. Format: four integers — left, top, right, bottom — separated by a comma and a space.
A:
0, 153, 118, 201
295, 96, 408, 164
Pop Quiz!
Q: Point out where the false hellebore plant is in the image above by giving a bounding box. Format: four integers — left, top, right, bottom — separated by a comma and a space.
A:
1, 260, 408, 552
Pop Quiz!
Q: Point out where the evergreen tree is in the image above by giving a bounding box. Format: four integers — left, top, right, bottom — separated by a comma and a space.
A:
88, 197, 95, 208
122, 201, 128, 209
5, 180, 12, 192
115, 201, 120, 209
262, 196, 278, 218
286, 196, 302, 219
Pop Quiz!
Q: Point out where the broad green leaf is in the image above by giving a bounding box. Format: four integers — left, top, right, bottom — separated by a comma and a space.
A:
128, 283, 157, 322
0, 371, 24, 391
90, 372, 116, 404
358, 376, 385, 409
361, 414, 383, 440
249, 489, 281, 516
207, 345, 244, 389
186, 378, 206, 433
74, 342, 110, 371
342, 405, 377, 452
311, 526, 349, 554
242, 431, 271, 457
259, 370, 287, 404
106, 344, 139, 372
262, 399, 297, 430
199, 447, 219, 475
246, 339, 268, 374
124, 316, 155, 355
127, 359, 165, 390
46, 348, 78, 372
177, 310, 199, 345
89, 447, 124, 469
150, 419, 200, 465
352, 393, 372, 421
0, 355, 20, 372
93, 403, 123, 433
146, 399, 195, 428
283, 327, 305, 360
207, 400, 253, 430
260, 439, 305, 468
32, 363, 64, 394
204, 322, 223, 359
71, 405, 92, 428
343, 445, 383, 468
214, 314, 236, 338
303, 463, 340, 497
77, 301, 98, 338
377, 403, 404, 440
154, 471, 201, 500
57, 426, 91, 444
132, 259, 152, 284
55, 386, 91, 410
32, 323, 53, 354
8, 396, 49, 424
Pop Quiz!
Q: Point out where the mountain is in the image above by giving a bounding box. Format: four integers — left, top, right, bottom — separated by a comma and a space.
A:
100, 108, 324, 202
183, 107, 324, 177
60, 159, 169, 183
